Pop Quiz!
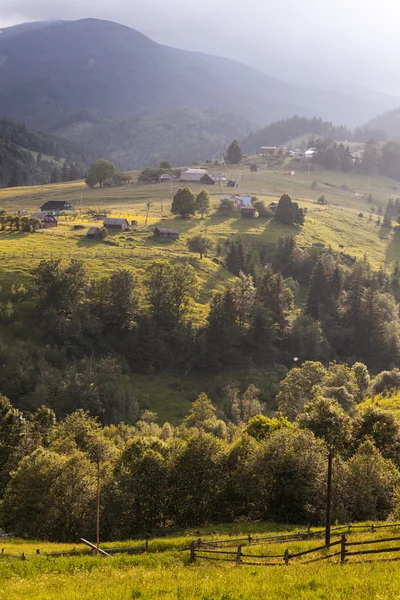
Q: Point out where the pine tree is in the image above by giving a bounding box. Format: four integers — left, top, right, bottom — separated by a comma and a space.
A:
226, 139, 242, 164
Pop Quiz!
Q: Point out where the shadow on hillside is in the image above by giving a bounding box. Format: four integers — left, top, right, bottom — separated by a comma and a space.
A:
385, 225, 400, 265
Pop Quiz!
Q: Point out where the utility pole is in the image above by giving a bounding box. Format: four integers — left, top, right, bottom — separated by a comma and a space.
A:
96, 460, 100, 555
325, 447, 333, 546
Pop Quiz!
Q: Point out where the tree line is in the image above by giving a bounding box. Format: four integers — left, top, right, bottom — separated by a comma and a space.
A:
2, 363, 400, 540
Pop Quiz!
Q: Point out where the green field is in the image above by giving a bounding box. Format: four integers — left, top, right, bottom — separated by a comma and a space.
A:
3, 523, 400, 599
0, 164, 399, 274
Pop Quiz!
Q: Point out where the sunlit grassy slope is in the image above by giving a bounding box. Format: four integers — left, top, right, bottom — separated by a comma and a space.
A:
1, 164, 399, 422
3, 523, 400, 599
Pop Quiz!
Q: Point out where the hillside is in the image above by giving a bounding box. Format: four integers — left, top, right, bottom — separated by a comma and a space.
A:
0, 18, 396, 129
0, 118, 88, 187
367, 107, 400, 140
241, 116, 386, 153
59, 107, 256, 169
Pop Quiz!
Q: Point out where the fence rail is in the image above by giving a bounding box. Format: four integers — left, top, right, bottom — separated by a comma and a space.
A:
189, 526, 400, 567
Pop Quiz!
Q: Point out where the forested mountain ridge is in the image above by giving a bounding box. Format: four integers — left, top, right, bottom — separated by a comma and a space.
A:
367, 107, 400, 140
60, 107, 257, 169
241, 115, 387, 152
0, 18, 397, 130
0, 118, 88, 187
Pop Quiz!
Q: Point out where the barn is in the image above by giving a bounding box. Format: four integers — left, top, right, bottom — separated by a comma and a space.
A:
153, 227, 180, 239
39, 201, 73, 215
103, 218, 129, 232
200, 174, 216, 185
179, 168, 207, 183
87, 227, 102, 240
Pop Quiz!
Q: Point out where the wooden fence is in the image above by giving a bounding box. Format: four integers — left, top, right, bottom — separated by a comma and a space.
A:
189, 528, 400, 567
195, 522, 400, 550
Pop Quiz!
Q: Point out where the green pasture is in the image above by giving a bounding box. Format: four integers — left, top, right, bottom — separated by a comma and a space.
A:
3, 523, 400, 599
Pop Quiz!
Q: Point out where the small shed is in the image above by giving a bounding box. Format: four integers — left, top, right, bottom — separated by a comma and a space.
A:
250, 163, 259, 172
131, 220, 138, 227
227, 180, 236, 187
103, 218, 129, 232
87, 227, 102, 240
153, 227, 180, 240
31, 212, 58, 228
159, 173, 173, 183
268, 201, 279, 212
241, 207, 256, 219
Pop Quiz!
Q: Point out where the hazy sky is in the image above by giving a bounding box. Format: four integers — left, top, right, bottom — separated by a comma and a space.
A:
1, 0, 399, 95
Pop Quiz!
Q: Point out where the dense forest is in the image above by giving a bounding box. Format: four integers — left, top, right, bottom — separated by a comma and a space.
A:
1, 230, 400, 539
0, 118, 88, 187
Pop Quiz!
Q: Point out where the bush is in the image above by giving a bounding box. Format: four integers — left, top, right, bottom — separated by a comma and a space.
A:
371, 369, 400, 395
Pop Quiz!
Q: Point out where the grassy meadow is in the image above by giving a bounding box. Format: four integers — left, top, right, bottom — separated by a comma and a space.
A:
3, 523, 400, 599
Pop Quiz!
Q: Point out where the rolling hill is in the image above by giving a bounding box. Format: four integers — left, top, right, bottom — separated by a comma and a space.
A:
0, 18, 397, 130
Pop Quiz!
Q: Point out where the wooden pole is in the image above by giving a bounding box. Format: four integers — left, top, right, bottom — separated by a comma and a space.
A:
236, 544, 242, 565
284, 549, 289, 565
340, 534, 346, 564
96, 461, 100, 555
190, 541, 196, 562
325, 447, 333, 547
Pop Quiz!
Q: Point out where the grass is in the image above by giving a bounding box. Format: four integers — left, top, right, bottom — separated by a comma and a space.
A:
3, 524, 400, 599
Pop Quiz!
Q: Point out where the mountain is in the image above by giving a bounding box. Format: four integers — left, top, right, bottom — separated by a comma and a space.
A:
53, 107, 257, 170
366, 108, 400, 140
0, 18, 396, 130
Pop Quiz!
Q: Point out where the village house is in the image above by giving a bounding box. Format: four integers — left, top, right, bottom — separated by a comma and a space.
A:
31, 212, 58, 228
220, 195, 256, 218
103, 218, 129, 232
153, 227, 180, 239
250, 163, 259, 172
259, 146, 277, 156
39, 201, 73, 215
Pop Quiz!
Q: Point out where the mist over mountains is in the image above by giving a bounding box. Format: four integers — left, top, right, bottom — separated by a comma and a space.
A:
0, 18, 399, 133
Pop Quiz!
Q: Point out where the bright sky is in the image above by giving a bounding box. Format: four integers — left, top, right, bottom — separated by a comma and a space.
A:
1, 0, 399, 94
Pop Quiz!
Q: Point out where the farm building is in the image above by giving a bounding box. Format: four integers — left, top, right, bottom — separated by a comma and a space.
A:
39, 201, 73, 215
103, 218, 129, 232
259, 146, 277, 156
87, 227, 102, 240
31, 212, 58, 228
241, 206, 256, 218
159, 173, 173, 182
250, 163, 259, 172
201, 173, 216, 185
153, 227, 180, 239
179, 168, 207, 183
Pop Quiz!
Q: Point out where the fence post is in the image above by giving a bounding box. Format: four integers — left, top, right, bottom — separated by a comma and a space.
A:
371, 523, 375, 533
284, 549, 289, 565
307, 524, 311, 537
36, 549, 40, 555
340, 534, 346, 564
197, 538, 201, 547
190, 541, 196, 562
248, 533, 252, 545
236, 544, 242, 566
145, 539, 149, 554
